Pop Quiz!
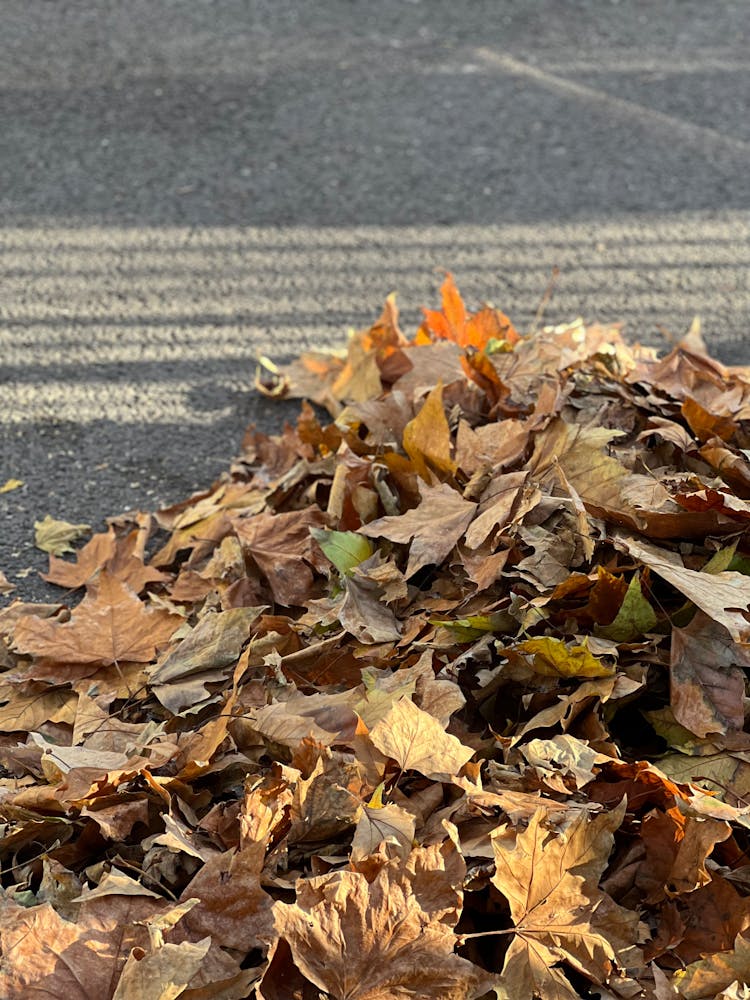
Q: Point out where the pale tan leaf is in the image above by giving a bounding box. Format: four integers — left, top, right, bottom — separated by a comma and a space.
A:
350, 801, 416, 862
491, 803, 644, 994
369, 697, 474, 780
267, 858, 497, 999
113, 938, 211, 1000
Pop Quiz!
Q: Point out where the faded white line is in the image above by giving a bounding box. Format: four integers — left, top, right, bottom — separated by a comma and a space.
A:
475, 48, 750, 157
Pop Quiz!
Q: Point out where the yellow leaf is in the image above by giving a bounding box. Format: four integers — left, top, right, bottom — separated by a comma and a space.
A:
34, 514, 91, 555
516, 636, 615, 678
402, 381, 457, 482
0, 478, 23, 493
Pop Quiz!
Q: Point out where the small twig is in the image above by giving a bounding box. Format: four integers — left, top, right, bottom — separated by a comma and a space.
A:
529, 266, 560, 333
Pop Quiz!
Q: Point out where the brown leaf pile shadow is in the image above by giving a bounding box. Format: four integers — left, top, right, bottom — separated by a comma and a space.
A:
2, 275, 750, 998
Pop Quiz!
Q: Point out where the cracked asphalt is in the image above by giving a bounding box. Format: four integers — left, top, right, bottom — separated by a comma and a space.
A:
1, 0, 749, 600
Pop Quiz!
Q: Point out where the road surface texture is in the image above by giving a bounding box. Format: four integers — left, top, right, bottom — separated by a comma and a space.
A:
1, 0, 749, 600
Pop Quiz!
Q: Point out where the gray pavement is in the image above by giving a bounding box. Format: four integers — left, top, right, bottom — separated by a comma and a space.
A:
1, 0, 749, 600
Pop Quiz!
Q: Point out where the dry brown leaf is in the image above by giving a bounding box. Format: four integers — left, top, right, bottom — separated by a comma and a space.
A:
267, 856, 497, 999
113, 937, 211, 1000
13, 572, 181, 665
0, 890, 171, 999
234, 508, 328, 606
42, 529, 118, 588
402, 380, 456, 482
360, 481, 476, 578
350, 799, 416, 862
670, 611, 750, 738
491, 802, 644, 998
148, 605, 265, 713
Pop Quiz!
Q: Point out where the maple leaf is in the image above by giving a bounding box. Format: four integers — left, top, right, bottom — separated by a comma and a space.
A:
13, 572, 181, 665
0, 887, 178, 999
112, 937, 211, 1000
11, 277, 750, 998
491, 802, 645, 998
172, 844, 275, 953
672, 932, 750, 999
42, 528, 117, 588
419, 272, 519, 351
266, 852, 497, 1000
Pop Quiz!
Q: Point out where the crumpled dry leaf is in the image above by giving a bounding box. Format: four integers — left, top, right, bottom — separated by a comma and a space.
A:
267, 847, 497, 1000
34, 514, 91, 555
360, 481, 476, 578
234, 508, 328, 606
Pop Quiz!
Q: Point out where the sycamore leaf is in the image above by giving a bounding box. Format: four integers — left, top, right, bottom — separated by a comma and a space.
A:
148, 605, 265, 713
402, 381, 457, 481
267, 856, 497, 1000
672, 932, 750, 999
42, 529, 117, 588
112, 938, 211, 1000
360, 482, 476, 578
34, 514, 91, 555
175, 845, 275, 952
235, 507, 328, 606
0, 891, 170, 999
369, 697, 474, 780
491, 803, 644, 998
338, 572, 402, 644
13, 573, 181, 665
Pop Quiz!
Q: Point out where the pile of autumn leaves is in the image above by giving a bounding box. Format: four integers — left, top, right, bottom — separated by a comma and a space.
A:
3, 277, 750, 999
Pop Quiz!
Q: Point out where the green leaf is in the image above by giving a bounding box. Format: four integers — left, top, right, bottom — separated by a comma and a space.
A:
596, 572, 657, 642
311, 528, 373, 576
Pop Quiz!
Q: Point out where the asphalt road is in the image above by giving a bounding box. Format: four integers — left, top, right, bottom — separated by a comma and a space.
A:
1, 0, 749, 601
